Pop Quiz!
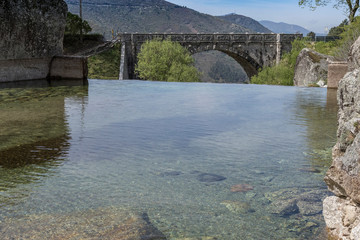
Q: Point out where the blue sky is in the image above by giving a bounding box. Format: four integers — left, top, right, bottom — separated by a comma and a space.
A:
166, 0, 346, 34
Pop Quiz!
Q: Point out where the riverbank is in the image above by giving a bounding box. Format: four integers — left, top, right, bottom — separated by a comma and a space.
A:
322, 36, 360, 240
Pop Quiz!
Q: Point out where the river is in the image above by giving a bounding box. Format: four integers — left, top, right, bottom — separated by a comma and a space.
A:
0, 80, 338, 239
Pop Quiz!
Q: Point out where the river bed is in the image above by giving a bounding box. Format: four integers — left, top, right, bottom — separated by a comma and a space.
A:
0, 80, 338, 239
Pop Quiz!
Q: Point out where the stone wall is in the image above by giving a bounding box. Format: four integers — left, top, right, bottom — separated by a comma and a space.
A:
327, 61, 348, 89
0, 0, 67, 60
323, 37, 360, 240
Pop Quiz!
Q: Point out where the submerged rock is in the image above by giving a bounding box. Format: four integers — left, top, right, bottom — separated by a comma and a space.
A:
265, 188, 329, 217
0, 206, 166, 240
196, 173, 226, 182
174, 237, 218, 240
221, 200, 254, 214
230, 183, 254, 193
158, 171, 183, 177
268, 199, 299, 216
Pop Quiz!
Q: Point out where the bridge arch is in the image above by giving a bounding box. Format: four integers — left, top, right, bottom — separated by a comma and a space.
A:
118, 33, 302, 80
185, 44, 261, 78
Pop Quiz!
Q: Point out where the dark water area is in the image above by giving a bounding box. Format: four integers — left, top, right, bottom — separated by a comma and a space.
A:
0, 80, 338, 239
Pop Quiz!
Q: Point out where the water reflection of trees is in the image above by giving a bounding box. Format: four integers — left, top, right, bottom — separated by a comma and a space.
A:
293, 88, 338, 169
0, 83, 88, 209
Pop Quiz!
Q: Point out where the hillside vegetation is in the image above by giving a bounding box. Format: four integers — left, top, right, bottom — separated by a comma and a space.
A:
65, 0, 253, 39
219, 14, 271, 33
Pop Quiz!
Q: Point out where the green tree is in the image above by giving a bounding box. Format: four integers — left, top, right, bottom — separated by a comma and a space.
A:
334, 16, 360, 59
65, 12, 92, 35
135, 39, 200, 82
328, 19, 349, 36
307, 31, 316, 40
299, 0, 359, 22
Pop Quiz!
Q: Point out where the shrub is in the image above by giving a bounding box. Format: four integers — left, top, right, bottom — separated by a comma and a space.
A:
135, 39, 200, 82
334, 16, 360, 60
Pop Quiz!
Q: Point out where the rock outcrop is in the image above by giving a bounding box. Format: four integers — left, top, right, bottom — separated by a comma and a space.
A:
293, 48, 333, 87
0, 0, 67, 60
0, 0, 87, 82
323, 36, 360, 240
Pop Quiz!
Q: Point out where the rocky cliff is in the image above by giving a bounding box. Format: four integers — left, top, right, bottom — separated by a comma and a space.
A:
323, 37, 360, 240
0, 0, 67, 60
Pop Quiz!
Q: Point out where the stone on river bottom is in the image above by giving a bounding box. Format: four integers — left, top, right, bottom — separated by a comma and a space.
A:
0, 206, 166, 240
196, 173, 226, 182
230, 183, 254, 193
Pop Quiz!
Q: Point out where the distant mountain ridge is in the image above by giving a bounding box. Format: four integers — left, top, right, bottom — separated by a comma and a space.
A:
259, 20, 310, 35
219, 14, 271, 33
65, 0, 254, 39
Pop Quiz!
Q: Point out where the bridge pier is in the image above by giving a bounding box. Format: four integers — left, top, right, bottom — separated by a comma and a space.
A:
119, 44, 128, 80
276, 34, 281, 65
118, 33, 301, 81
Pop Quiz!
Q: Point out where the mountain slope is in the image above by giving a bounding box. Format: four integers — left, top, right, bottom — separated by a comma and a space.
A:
65, 0, 253, 39
219, 14, 271, 33
259, 20, 310, 35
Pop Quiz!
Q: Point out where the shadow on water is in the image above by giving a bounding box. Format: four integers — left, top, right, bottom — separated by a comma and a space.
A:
0, 135, 70, 168
0, 80, 88, 211
0, 79, 88, 89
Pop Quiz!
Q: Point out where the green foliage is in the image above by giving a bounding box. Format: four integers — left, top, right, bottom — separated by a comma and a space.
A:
298, 0, 360, 22
328, 19, 349, 36
334, 16, 360, 59
251, 63, 295, 86
88, 43, 121, 80
251, 16, 360, 85
63, 33, 104, 55
313, 41, 338, 56
135, 39, 200, 82
65, 12, 92, 35
251, 36, 340, 86
307, 31, 316, 40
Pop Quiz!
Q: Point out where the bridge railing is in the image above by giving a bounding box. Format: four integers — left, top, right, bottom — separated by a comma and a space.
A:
118, 33, 302, 43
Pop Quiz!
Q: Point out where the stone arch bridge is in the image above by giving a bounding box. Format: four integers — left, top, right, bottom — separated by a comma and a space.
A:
118, 33, 302, 80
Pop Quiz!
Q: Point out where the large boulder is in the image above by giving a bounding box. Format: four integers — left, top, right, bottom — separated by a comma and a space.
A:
0, 0, 68, 60
293, 48, 333, 87
323, 36, 360, 239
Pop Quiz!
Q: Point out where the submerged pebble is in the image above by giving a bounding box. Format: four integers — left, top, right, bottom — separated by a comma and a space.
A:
230, 183, 254, 193
158, 171, 183, 177
196, 173, 226, 182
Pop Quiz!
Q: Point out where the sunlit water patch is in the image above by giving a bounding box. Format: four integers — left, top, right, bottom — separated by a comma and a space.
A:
0, 80, 338, 239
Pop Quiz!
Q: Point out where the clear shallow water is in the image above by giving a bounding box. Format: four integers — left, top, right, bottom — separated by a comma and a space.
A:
0, 80, 338, 239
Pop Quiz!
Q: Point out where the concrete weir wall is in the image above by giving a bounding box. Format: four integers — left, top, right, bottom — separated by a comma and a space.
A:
0, 56, 88, 82
327, 61, 348, 89
0, 0, 87, 83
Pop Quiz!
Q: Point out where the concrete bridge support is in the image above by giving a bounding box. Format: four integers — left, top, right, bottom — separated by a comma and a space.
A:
118, 33, 302, 80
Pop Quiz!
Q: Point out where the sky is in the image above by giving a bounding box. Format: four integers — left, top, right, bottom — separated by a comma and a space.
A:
166, 0, 347, 34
